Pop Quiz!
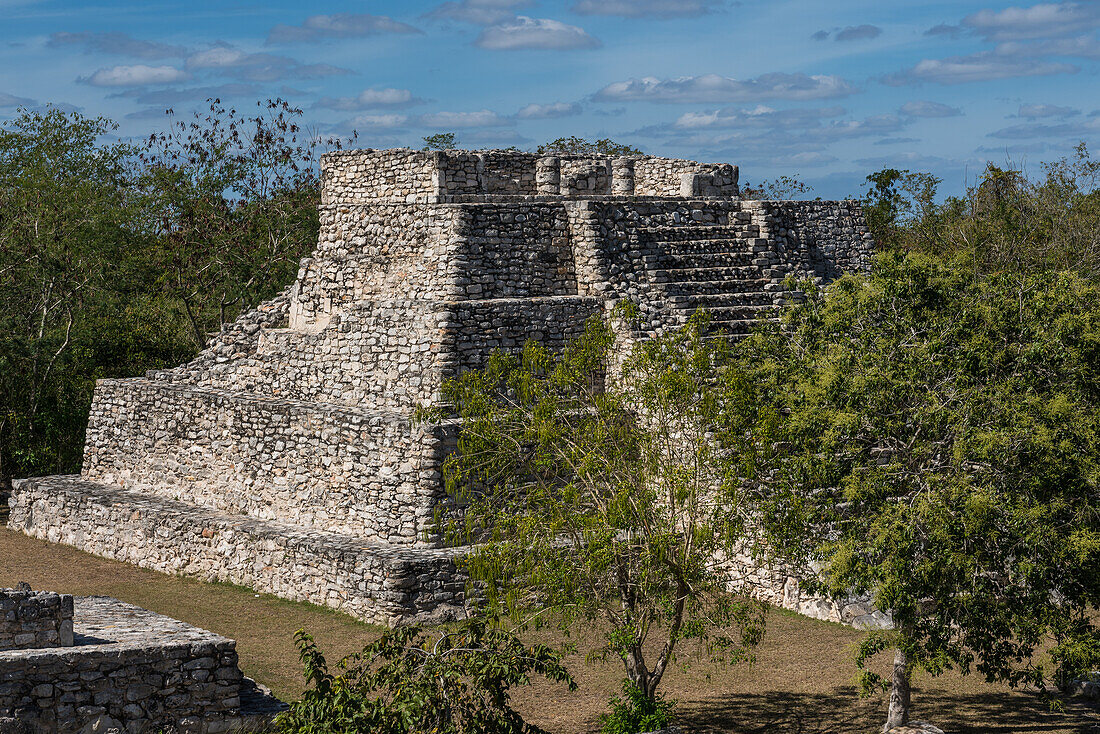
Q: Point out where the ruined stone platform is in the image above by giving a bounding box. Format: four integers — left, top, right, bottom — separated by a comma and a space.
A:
0, 595, 284, 733
9, 148, 874, 626
10, 475, 467, 626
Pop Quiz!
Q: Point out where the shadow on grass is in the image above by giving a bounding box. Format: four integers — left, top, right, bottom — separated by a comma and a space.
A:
677, 687, 1100, 734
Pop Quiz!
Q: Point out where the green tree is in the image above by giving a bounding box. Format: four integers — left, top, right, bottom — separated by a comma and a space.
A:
0, 107, 192, 485
137, 99, 340, 348
536, 136, 643, 156
422, 132, 457, 150
277, 620, 574, 734
748, 254, 1100, 730
431, 312, 765, 713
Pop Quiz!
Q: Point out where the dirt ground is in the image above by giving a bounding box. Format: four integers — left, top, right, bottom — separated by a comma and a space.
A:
2, 527, 1098, 733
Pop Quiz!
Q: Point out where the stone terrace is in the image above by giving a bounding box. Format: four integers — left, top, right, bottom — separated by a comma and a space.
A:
9, 148, 874, 626
0, 595, 282, 733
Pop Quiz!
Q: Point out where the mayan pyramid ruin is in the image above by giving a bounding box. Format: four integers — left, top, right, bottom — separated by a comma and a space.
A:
9, 149, 875, 626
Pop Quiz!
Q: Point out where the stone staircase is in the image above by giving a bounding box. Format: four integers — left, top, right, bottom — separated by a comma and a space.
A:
627, 211, 786, 339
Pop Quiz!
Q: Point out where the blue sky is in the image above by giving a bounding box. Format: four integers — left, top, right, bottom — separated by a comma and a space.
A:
3, 0, 1099, 198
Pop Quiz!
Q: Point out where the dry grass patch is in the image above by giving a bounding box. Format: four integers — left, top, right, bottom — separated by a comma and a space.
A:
2, 528, 1098, 733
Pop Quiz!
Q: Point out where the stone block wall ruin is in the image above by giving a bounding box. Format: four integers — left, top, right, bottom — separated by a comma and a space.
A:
9, 148, 874, 627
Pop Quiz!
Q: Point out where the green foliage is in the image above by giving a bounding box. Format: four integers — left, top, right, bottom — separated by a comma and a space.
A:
137, 99, 339, 348
431, 311, 766, 704
861, 143, 1100, 277
747, 252, 1100, 723
536, 136, 643, 156
423, 132, 457, 150
275, 621, 575, 734
599, 680, 675, 734
0, 99, 342, 484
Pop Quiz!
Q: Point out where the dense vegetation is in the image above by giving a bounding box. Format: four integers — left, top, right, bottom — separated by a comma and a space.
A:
0, 102, 342, 487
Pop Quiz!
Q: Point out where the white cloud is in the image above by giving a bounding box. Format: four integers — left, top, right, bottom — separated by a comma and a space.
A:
0, 91, 35, 107
515, 101, 582, 118
988, 117, 1100, 138
267, 14, 422, 43
834, 24, 882, 42
993, 35, 1100, 59
899, 100, 963, 117
48, 32, 187, 59
594, 72, 858, 103
346, 113, 409, 129
185, 44, 350, 82
884, 53, 1076, 85
316, 88, 423, 111
571, 0, 721, 18
475, 16, 601, 50
1017, 103, 1079, 118
419, 109, 512, 127
962, 2, 1100, 42
672, 105, 845, 130
80, 64, 190, 87
427, 0, 533, 25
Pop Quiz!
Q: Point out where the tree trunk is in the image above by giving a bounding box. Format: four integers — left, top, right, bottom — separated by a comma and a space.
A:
884, 646, 911, 732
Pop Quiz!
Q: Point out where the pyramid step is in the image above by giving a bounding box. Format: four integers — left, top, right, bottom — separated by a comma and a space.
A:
8, 476, 467, 627
83, 379, 447, 544
644, 251, 760, 269
633, 225, 760, 240
669, 293, 777, 309
652, 265, 763, 283
663, 279, 773, 296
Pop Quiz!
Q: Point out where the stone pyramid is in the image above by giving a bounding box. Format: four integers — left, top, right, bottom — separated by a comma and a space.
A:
9, 149, 873, 625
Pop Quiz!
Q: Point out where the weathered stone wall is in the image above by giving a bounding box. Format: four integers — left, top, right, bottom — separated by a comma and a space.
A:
0, 596, 251, 734
477, 151, 539, 195
9, 478, 466, 626
151, 297, 600, 411
321, 149, 438, 205
82, 380, 447, 543
634, 157, 713, 196
749, 200, 875, 282
0, 587, 73, 651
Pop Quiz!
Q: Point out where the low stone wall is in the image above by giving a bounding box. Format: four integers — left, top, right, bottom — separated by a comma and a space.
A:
82, 379, 447, 543
9, 477, 467, 627
0, 586, 73, 651
635, 157, 711, 196
0, 596, 261, 734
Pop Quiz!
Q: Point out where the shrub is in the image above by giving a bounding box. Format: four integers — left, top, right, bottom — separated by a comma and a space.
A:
276, 619, 575, 734
599, 680, 675, 734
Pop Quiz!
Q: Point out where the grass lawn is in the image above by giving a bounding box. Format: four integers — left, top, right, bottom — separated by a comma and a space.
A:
2, 527, 1098, 733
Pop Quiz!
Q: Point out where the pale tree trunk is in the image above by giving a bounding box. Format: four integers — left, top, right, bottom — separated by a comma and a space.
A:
884, 645, 912, 732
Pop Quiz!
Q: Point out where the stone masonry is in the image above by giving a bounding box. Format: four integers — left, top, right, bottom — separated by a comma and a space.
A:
8, 148, 874, 627
0, 583, 73, 652
0, 593, 283, 734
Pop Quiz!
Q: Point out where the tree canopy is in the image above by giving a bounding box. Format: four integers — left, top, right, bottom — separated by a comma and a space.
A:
745, 253, 1100, 729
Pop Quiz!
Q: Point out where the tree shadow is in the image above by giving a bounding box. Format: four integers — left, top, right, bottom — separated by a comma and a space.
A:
677, 686, 1100, 734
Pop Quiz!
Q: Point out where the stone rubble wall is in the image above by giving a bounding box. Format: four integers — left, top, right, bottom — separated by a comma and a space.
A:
634, 157, 718, 196
149, 297, 600, 412
321, 149, 439, 205
81, 380, 448, 544
9, 478, 466, 627
0, 596, 255, 734
749, 200, 875, 283
721, 544, 892, 631
320, 149, 738, 203
0, 588, 73, 651
293, 203, 461, 326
